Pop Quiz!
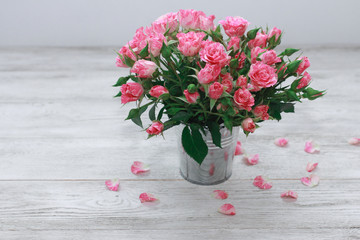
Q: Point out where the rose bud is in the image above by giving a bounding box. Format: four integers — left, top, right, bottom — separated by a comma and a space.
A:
146, 121, 164, 136
241, 118, 256, 133
253, 105, 270, 120
131, 60, 158, 78
187, 84, 198, 93
120, 82, 144, 104
209, 82, 224, 100
149, 85, 169, 98
184, 89, 200, 103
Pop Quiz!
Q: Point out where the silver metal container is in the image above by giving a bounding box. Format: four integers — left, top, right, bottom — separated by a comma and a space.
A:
177, 125, 240, 185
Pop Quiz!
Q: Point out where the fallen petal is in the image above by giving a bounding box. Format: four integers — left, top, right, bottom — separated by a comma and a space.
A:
281, 190, 298, 199
235, 141, 244, 155
301, 174, 320, 187
105, 179, 120, 191
253, 175, 272, 190
274, 138, 288, 147
245, 154, 259, 165
213, 190, 228, 200
218, 203, 236, 215
348, 138, 360, 146
304, 140, 320, 154
139, 193, 158, 203
131, 161, 150, 175
306, 162, 318, 172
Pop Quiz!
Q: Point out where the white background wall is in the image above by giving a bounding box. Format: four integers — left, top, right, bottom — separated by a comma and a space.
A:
1, 0, 359, 47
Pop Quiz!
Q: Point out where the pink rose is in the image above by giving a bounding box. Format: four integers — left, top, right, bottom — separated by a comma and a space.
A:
116, 44, 137, 68
296, 56, 310, 74
145, 27, 167, 57
177, 31, 206, 56
227, 37, 240, 51
242, 118, 256, 133
297, 71, 311, 89
131, 27, 148, 54
200, 41, 230, 67
251, 47, 266, 64
146, 121, 164, 135
248, 32, 267, 49
152, 12, 178, 34
260, 50, 281, 65
247, 83, 261, 92
253, 105, 269, 120
233, 88, 255, 111
184, 89, 200, 103
268, 27, 282, 41
235, 52, 247, 69
209, 82, 224, 99
219, 16, 249, 37
197, 64, 221, 84
199, 14, 215, 32
248, 62, 278, 88
222, 79, 233, 93
178, 9, 202, 29
131, 60, 157, 78
120, 82, 144, 104
149, 85, 169, 98
236, 75, 248, 88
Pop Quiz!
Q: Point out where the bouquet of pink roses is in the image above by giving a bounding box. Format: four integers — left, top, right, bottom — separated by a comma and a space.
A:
114, 9, 324, 164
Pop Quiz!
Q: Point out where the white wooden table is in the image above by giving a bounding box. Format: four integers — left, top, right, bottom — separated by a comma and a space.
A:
0, 47, 359, 240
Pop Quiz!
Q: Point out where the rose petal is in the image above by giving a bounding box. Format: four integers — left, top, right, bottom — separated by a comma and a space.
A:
243, 154, 259, 165
306, 162, 318, 172
304, 140, 320, 154
218, 203, 236, 215
301, 174, 320, 187
213, 190, 228, 200
348, 138, 360, 146
131, 161, 150, 175
235, 141, 243, 155
274, 138, 288, 147
253, 175, 272, 189
105, 179, 120, 191
139, 193, 158, 203
280, 190, 298, 199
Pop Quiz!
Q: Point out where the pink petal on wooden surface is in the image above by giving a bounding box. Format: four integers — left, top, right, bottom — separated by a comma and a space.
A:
131, 161, 150, 175
218, 203, 236, 215
304, 141, 320, 154
244, 154, 259, 165
105, 179, 120, 191
306, 162, 318, 172
139, 193, 158, 203
234, 141, 244, 155
348, 138, 360, 145
253, 175, 273, 189
274, 138, 288, 147
301, 174, 320, 187
280, 190, 298, 199
212, 190, 229, 200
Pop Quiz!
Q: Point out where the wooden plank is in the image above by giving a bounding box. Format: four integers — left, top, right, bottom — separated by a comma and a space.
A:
0, 180, 359, 239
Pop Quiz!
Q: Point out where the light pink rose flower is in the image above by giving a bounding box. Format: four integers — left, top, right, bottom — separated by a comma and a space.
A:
251, 47, 266, 64
233, 88, 255, 111
248, 32, 267, 49
297, 71, 311, 89
200, 42, 231, 67
120, 82, 144, 104
242, 118, 256, 133
145, 27, 167, 57
209, 82, 224, 99
149, 85, 169, 98
152, 12, 178, 34
146, 121, 164, 135
219, 16, 249, 37
268, 27, 282, 41
178, 9, 202, 29
235, 52, 247, 69
227, 37, 240, 51
131, 27, 148, 53
296, 56, 310, 74
253, 105, 270, 120
222, 78, 233, 93
116, 44, 137, 68
131, 60, 157, 78
260, 50, 281, 65
184, 89, 200, 103
248, 62, 278, 88
177, 31, 206, 56
197, 64, 221, 84
199, 14, 215, 32
236, 75, 248, 88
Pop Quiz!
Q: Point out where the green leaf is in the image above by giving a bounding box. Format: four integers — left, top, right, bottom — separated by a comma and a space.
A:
247, 28, 260, 40
286, 90, 300, 101
114, 91, 122, 98
157, 106, 165, 121
181, 126, 208, 165
215, 24, 221, 33
269, 103, 282, 121
291, 78, 302, 90
208, 121, 222, 148
223, 115, 233, 132
139, 44, 149, 58
171, 111, 191, 122
286, 60, 302, 74
279, 48, 299, 57
167, 40, 178, 45
113, 76, 130, 87
124, 55, 135, 67
161, 43, 172, 59
210, 98, 217, 111
159, 93, 170, 100
304, 88, 325, 100
280, 103, 295, 113
230, 58, 239, 69
126, 108, 140, 120
149, 104, 156, 121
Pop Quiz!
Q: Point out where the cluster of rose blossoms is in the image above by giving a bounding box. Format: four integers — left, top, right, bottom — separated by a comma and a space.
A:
115, 9, 318, 139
